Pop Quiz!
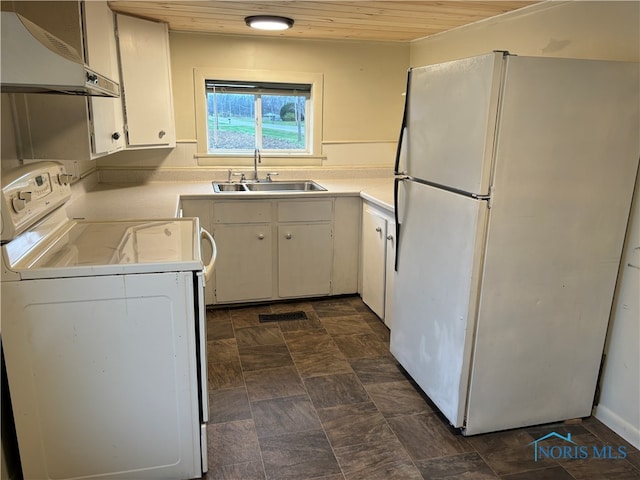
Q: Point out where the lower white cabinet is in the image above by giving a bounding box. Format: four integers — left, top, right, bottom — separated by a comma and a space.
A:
384, 213, 396, 327
214, 224, 273, 303
361, 202, 395, 328
277, 199, 333, 299
182, 196, 359, 305
279, 223, 332, 298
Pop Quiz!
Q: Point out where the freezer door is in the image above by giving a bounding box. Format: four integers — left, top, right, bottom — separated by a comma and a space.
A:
404, 52, 503, 195
390, 180, 488, 427
464, 56, 640, 435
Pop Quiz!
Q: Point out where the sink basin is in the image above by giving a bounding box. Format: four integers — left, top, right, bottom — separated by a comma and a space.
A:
213, 183, 249, 192
246, 181, 326, 192
212, 180, 326, 193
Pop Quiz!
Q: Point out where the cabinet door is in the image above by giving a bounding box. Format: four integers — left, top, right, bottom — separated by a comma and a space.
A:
9, 1, 123, 160
361, 206, 387, 318
116, 14, 175, 148
279, 223, 332, 298
332, 197, 360, 295
213, 225, 273, 303
84, 1, 125, 155
384, 219, 396, 328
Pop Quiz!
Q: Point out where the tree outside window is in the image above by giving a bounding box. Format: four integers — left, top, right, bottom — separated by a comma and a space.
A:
206, 81, 309, 154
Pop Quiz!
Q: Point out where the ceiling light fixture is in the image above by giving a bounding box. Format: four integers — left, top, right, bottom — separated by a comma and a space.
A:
245, 15, 294, 31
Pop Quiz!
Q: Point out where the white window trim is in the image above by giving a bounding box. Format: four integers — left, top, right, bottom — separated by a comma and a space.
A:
194, 68, 324, 166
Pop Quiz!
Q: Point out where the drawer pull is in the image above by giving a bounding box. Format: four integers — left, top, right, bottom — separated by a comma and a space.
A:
285, 233, 292, 240
258, 234, 265, 240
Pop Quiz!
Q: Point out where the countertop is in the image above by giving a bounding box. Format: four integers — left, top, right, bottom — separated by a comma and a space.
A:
66, 177, 394, 220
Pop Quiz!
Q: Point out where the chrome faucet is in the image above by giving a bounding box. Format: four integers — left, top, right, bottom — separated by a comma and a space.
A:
254, 148, 261, 181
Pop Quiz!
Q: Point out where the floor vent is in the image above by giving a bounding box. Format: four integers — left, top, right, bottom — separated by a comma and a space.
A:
259, 311, 308, 323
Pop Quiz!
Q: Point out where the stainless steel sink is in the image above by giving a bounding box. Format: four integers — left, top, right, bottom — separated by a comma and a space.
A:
212, 183, 249, 192
246, 181, 326, 192
212, 180, 326, 193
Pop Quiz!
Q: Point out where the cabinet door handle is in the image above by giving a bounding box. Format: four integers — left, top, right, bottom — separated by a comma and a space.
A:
257, 233, 265, 240
375, 226, 382, 233
285, 233, 292, 240
386, 235, 394, 241
158, 130, 166, 138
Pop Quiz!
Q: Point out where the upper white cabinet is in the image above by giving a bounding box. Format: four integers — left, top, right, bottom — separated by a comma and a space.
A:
84, 1, 125, 155
9, 1, 125, 161
116, 14, 175, 148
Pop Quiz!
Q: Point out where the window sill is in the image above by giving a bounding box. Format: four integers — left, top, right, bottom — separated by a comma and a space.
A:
196, 154, 325, 167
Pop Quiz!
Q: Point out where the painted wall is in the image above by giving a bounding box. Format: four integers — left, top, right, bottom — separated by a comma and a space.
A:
408, 0, 640, 447
170, 33, 408, 144
0, 96, 20, 172
597, 171, 640, 449
410, 1, 639, 66
99, 33, 409, 171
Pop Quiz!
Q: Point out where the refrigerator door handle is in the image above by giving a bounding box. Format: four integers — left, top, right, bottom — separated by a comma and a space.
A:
394, 68, 412, 175
394, 176, 403, 271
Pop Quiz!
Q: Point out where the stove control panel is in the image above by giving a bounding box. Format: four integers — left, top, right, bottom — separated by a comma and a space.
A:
1, 162, 71, 242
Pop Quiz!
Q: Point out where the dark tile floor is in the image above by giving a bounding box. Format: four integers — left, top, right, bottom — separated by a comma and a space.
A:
200, 295, 640, 480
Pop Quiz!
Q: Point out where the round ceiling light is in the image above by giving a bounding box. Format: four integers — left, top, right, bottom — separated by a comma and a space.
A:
245, 15, 294, 31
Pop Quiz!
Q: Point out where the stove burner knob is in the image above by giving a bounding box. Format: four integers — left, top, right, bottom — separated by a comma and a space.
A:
12, 198, 26, 212
12, 192, 31, 212
58, 174, 73, 185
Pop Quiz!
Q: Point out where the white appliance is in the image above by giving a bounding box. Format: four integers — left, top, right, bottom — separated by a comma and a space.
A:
390, 52, 639, 435
0, 162, 216, 479
0, 11, 120, 97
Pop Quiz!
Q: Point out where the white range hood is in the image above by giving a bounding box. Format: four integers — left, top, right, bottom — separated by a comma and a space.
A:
0, 11, 119, 97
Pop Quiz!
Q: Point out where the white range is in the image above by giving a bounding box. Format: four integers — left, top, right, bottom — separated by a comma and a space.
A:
1, 162, 215, 479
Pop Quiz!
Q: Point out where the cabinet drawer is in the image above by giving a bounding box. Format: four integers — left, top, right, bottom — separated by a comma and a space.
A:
213, 201, 272, 224
278, 200, 332, 222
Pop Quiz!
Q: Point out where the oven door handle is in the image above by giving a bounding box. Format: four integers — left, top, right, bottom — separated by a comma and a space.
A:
200, 228, 217, 283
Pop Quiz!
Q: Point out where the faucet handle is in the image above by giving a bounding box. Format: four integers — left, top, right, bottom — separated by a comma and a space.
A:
266, 172, 279, 182
232, 172, 246, 182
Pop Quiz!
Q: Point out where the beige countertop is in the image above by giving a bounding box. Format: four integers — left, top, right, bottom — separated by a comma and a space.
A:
66, 177, 394, 220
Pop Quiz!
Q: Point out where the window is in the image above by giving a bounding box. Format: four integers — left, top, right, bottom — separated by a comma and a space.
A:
206, 81, 310, 154
195, 69, 323, 165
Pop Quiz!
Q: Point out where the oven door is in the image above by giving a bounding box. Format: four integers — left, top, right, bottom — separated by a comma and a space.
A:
2, 271, 205, 480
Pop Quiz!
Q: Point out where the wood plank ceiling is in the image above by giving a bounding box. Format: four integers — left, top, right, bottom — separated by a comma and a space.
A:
107, 1, 539, 42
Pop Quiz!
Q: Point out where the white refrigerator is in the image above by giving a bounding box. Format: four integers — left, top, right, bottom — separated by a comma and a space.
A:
390, 52, 639, 435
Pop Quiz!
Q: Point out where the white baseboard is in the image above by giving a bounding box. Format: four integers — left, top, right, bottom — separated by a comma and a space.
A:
594, 404, 640, 450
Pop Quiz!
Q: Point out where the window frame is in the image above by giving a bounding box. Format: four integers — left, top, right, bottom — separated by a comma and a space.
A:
195, 68, 324, 166
205, 82, 310, 154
